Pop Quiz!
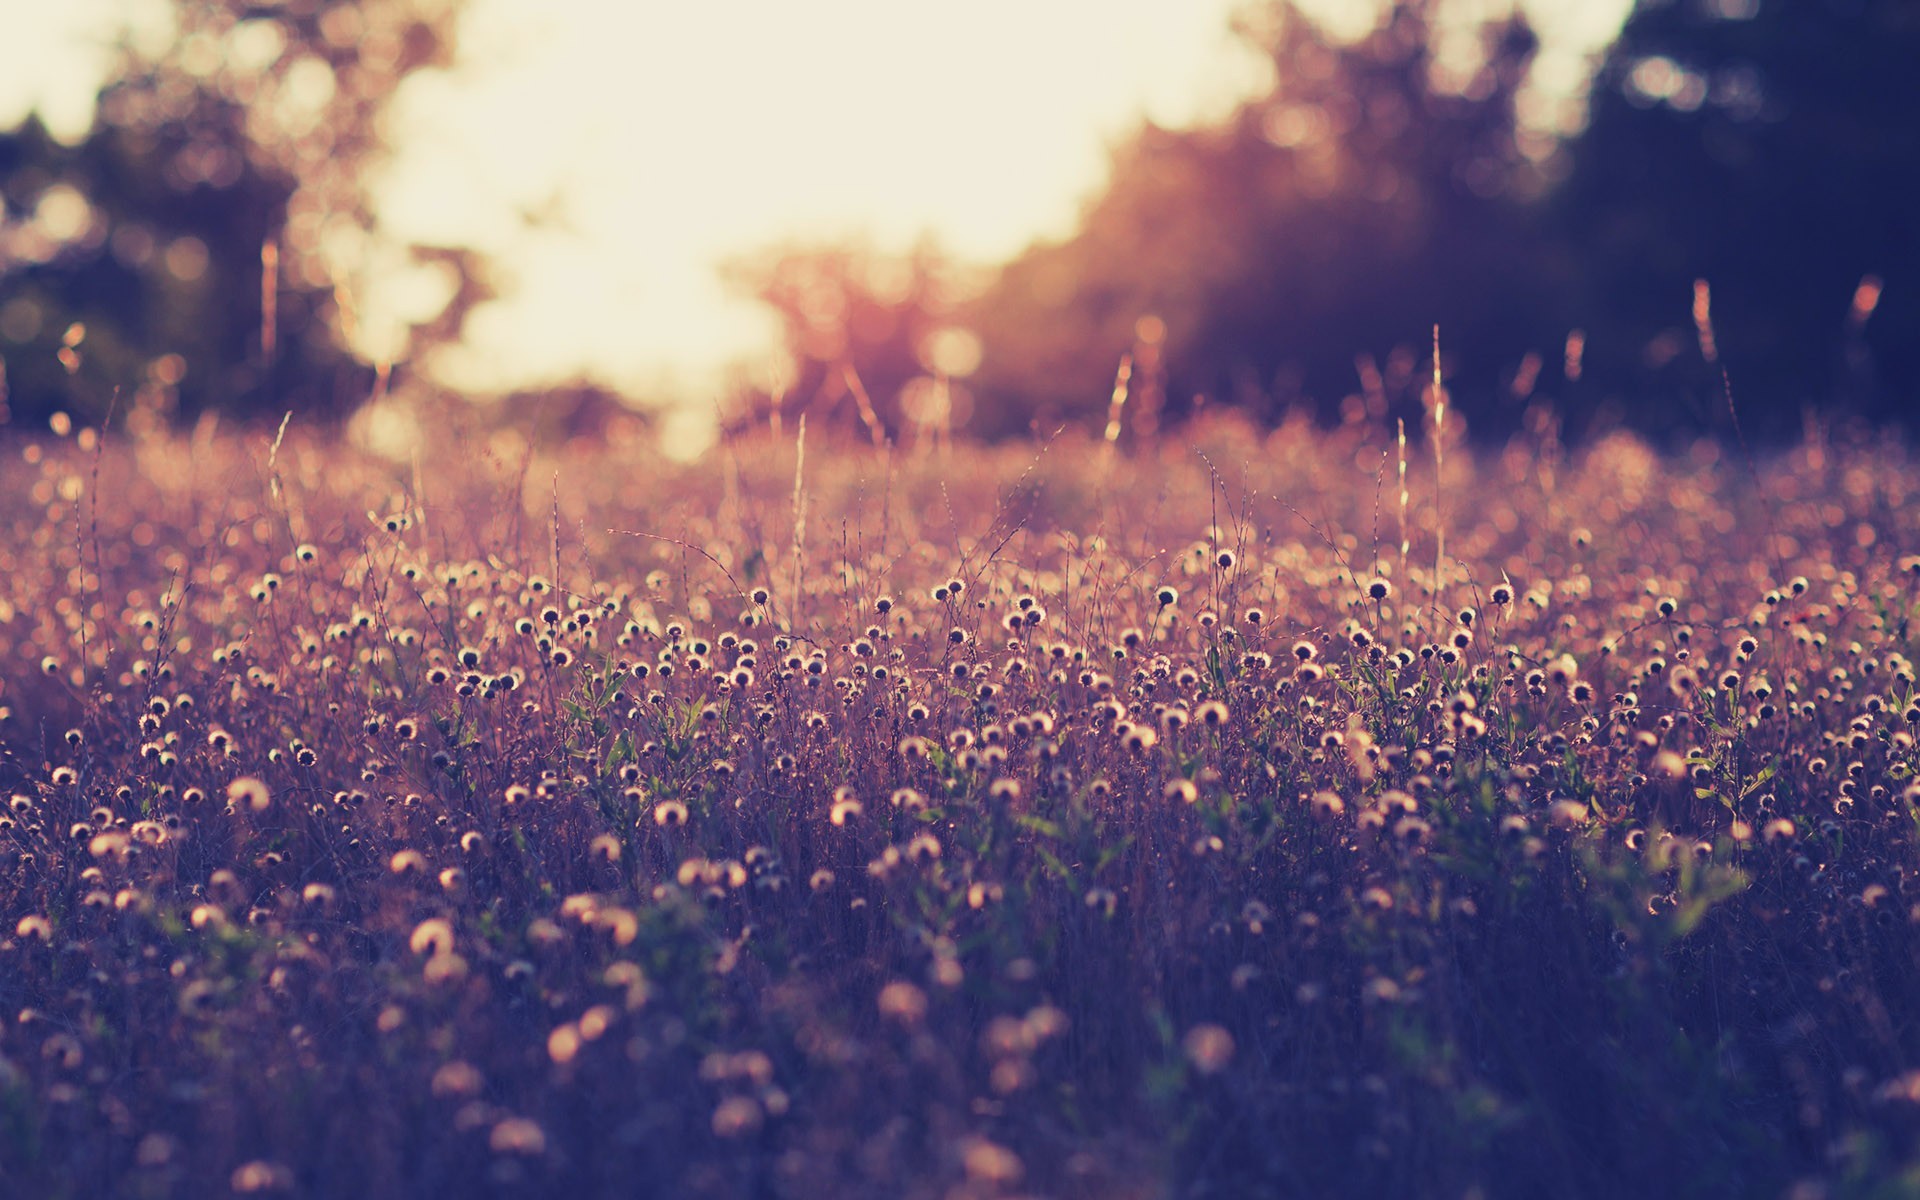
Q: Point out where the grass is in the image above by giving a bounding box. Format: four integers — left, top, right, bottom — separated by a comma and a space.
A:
1, 408, 1918, 1198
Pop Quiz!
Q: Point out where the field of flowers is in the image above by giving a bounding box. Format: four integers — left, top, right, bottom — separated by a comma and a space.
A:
1, 411, 1917, 1198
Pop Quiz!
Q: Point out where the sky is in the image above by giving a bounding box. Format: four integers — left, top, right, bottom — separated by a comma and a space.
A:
0, 0, 1630, 452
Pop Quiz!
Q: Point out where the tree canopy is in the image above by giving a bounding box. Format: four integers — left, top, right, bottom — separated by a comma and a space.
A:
6, 0, 1910, 444
0, 0, 479, 431
733, 0, 1915, 445
1550, 0, 1918, 438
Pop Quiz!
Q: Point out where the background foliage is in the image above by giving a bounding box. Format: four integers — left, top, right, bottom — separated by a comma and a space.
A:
1, 0, 1913, 442
743, 0, 1917, 444
0, 0, 477, 430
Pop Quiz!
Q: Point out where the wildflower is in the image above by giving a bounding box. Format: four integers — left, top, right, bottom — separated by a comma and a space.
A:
431, 1061, 483, 1099
1365, 977, 1403, 1004
830, 792, 863, 825
488, 1117, 547, 1156
1183, 1024, 1236, 1074
968, 881, 1004, 909
962, 1138, 1024, 1186
705, 1095, 764, 1138
228, 777, 271, 811
409, 919, 454, 957
134, 1134, 180, 1169
878, 980, 929, 1024
230, 1161, 295, 1193
548, 1024, 582, 1065
1549, 800, 1590, 828
1546, 655, 1579, 688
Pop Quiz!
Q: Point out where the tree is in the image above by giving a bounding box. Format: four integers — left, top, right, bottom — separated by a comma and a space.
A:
1551, 0, 1919, 438
963, 0, 1559, 441
0, 0, 481, 431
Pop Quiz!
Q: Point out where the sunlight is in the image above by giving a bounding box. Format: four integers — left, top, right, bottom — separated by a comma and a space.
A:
365, 0, 1278, 417
0, 0, 1629, 439
1, 5, 1909, 1190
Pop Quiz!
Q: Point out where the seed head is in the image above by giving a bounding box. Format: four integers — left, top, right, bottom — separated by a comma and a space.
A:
1182, 1024, 1235, 1074
228, 777, 271, 811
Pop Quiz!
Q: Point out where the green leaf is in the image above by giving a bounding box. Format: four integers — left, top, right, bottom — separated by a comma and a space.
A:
1033, 847, 1076, 887
1014, 813, 1062, 839
603, 731, 634, 774
1740, 761, 1778, 798
1093, 836, 1135, 873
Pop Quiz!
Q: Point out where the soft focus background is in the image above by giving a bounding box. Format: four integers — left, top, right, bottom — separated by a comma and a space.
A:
0, 0, 1911, 454
5, 11, 1920, 1194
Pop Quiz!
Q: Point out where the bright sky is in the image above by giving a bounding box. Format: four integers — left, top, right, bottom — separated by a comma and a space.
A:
372, 0, 1278, 402
0, 0, 1630, 450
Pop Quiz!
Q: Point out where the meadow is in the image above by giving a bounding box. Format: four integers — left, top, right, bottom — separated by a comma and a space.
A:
1, 409, 1917, 1199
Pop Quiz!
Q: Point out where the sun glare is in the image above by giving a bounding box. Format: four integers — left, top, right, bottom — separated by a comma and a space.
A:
363, 0, 1275, 427
1, 0, 1627, 455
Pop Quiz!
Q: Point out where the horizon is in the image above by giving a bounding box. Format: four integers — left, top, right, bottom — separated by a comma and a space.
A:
2, 0, 1630, 456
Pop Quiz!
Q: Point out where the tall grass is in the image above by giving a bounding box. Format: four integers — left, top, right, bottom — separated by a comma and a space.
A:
0, 411, 1916, 1199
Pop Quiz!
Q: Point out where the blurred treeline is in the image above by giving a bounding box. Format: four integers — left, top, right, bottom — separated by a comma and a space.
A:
0, 0, 483, 433
1, 0, 1913, 445
736, 0, 1917, 445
